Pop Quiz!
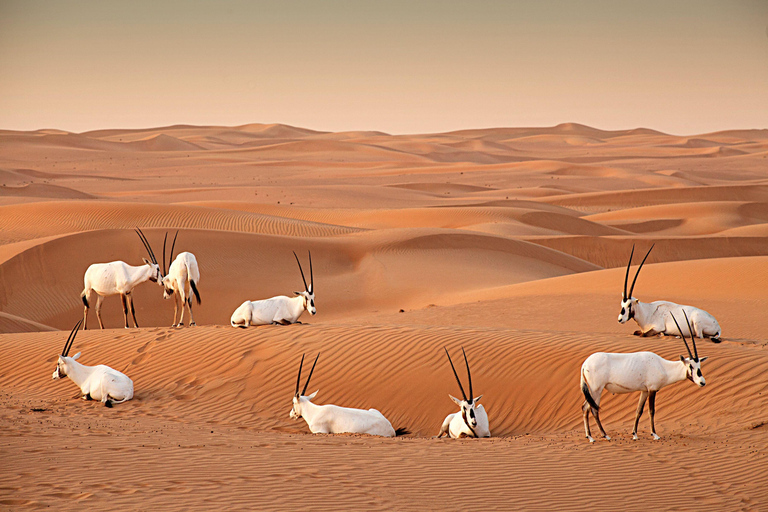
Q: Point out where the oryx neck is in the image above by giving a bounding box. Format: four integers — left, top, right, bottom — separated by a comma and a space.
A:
660, 358, 688, 387
62, 358, 90, 386
461, 409, 477, 438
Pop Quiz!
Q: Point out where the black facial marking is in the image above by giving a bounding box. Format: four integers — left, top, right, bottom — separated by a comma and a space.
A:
697, 369, 702, 378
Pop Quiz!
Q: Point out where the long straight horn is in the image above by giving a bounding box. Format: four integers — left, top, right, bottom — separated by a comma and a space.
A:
62, 319, 83, 357
683, 310, 698, 360
295, 353, 305, 397
444, 347, 467, 402
308, 250, 313, 292
162, 232, 168, 275
135, 228, 157, 265
169, 230, 179, 272
462, 346, 473, 401
623, 244, 635, 301
670, 313, 694, 360
302, 353, 320, 396
628, 244, 655, 299
293, 251, 308, 291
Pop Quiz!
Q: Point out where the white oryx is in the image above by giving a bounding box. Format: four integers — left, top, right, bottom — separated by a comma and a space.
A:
437, 347, 490, 438
52, 319, 134, 407
619, 244, 722, 343
160, 231, 202, 327
230, 251, 315, 327
80, 228, 165, 329
581, 311, 707, 442
289, 353, 408, 437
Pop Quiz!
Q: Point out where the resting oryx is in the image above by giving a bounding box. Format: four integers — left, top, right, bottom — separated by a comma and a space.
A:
619, 244, 721, 343
230, 251, 315, 327
437, 347, 490, 438
52, 319, 134, 407
581, 311, 707, 442
290, 353, 408, 437
80, 228, 164, 329
160, 231, 202, 327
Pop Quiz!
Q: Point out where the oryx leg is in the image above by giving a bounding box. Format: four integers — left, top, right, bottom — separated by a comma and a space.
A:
186, 294, 196, 327
95, 295, 105, 329
82, 289, 91, 330
177, 288, 187, 327
582, 401, 594, 442
128, 293, 139, 328
634, 328, 660, 337
648, 391, 660, 440
171, 291, 181, 327
120, 294, 130, 329
591, 405, 609, 440
632, 390, 649, 440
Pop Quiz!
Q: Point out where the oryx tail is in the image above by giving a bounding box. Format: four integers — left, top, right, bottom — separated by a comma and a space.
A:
581, 367, 599, 412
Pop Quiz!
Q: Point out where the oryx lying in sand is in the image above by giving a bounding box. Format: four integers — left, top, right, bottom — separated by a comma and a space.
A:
80, 228, 164, 329
437, 347, 490, 438
231, 251, 315, 327
160, 230, 202, 327
618, 244, 721, 343
289, 353, 408, 437
581, 311, 707, 442
52, 319, 134, 407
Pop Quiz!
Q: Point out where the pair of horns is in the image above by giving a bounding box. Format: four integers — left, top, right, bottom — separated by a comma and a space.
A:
293, 250, 313, 293
295, 353, 319, 397
162, 230, 179, 276
135, 228, 158, 265
61, 319, 83, 357
670, 311, 699, 361
445, 346, 473, 403
623, 244, 655, 301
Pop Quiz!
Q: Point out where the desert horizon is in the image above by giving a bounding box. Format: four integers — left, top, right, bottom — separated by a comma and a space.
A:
1, 118, 767, 510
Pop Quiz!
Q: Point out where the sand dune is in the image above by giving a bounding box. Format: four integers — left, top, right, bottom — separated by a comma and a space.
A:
1, 122, 768, 511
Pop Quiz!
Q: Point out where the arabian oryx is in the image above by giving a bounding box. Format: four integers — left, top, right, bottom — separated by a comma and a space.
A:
581, 311, 707, 442
230, 251, 315, 327
80, 228, 165, 329
160, 231, 201, 327
618, 244, 721, 343
290, 353, 408, 437
437, 347, 490, 438
52, 319, 134, 407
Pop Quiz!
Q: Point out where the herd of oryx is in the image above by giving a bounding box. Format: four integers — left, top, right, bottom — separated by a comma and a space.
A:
52, 230, 722, 441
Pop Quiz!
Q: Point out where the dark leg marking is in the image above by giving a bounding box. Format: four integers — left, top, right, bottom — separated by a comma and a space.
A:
649, 390, 658, 437
121, 294, 129, 328
633, 391, 649, 438
129, 294, 139, 328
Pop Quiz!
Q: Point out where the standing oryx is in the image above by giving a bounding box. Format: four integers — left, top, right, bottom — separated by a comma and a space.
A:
437, 346, 490, 438
619, 244, 722, 342
290, 353, 408, 437
230, 251, 315, 327
160, 230, 202, 327
52, 319, 134, 407
581, 311, 708, 442
80, 228, 164, 329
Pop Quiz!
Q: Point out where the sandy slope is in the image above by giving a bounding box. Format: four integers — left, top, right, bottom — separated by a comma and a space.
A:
1, 122, 767, 511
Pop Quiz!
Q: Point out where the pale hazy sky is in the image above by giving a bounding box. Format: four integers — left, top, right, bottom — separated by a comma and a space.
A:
1, 0, 766, 134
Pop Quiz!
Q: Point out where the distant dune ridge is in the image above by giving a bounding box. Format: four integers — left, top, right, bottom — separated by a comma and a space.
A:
1, 122, 768, 511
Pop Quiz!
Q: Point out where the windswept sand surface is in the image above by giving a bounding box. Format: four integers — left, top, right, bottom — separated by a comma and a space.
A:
1, 123, 767, 511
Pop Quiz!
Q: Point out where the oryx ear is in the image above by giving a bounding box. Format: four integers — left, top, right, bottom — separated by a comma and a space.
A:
307, 390, 319, 400
142, 258, 153, 266
449, 394, 462, 406
72, 352, 81, 360
699, 356, 708, 363
680, 355, 687, 362
473, 395, 483, 404
294, 291, 302, 296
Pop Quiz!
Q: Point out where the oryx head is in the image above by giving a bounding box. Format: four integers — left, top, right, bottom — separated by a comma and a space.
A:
445, 346, 483, 430
671, 311, 708, 387
618, 244, 654, 323
52, 319, 83, 380
292, 250, 315, 315
290, 353, 320, 420
161, 230, 180, 299
135, 227, 164, 285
